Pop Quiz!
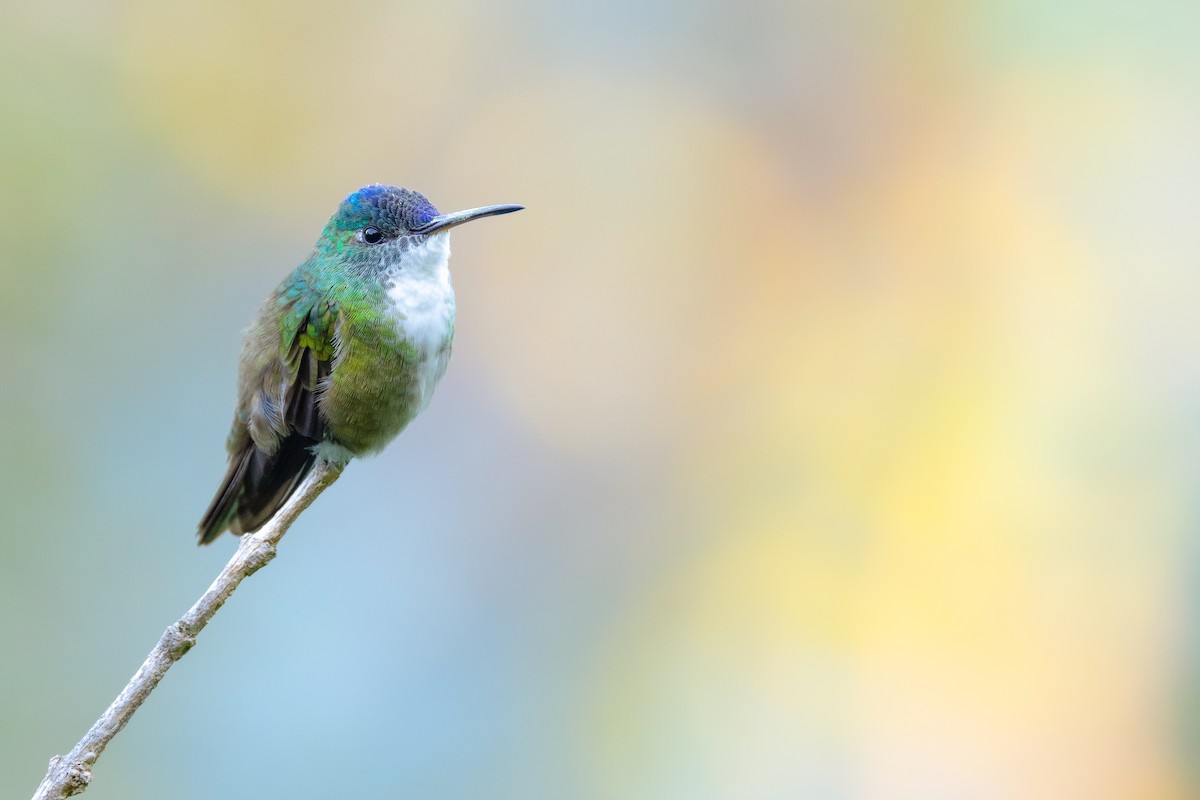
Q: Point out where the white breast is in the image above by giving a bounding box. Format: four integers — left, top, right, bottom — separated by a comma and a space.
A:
384, 233, 456, 412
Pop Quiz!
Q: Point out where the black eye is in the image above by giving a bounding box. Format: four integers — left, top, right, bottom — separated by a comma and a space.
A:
361, 226, 383, 244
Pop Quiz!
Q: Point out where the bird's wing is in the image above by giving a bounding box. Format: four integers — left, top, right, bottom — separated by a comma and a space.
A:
197, 287, 341, 543
278, 294, 338, 442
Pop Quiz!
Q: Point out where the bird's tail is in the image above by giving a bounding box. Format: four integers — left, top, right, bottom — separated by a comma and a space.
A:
197, 434, 319, 545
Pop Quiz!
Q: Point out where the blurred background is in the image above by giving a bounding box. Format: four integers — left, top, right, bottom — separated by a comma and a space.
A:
2, 0, 1198, 798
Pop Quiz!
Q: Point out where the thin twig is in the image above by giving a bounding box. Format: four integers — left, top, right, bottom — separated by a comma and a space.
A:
31, 458, 345, 800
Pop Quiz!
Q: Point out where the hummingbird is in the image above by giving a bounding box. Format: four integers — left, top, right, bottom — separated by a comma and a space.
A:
198, 184, 522, 544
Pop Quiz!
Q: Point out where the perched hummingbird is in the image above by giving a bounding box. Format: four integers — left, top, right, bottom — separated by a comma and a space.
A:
198, 185, 522, 544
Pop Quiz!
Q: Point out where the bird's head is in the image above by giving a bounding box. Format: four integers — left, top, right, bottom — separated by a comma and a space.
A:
316, 184, 521, 269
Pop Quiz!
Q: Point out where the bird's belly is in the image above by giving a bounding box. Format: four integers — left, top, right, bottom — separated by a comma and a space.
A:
321, 281, 454, 456
386, 273, 456, 414
401, 315, 454, 414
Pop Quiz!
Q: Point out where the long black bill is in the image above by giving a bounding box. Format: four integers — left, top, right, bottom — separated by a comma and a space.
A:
412, 203, 524, 234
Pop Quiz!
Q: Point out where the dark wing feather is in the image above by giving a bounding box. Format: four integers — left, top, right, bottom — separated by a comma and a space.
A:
197, 295, 338, 544
197, 444, 254, 543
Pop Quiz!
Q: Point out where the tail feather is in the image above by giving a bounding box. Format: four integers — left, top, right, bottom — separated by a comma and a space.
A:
197, 434, 318, 545
197, 445, 253, 544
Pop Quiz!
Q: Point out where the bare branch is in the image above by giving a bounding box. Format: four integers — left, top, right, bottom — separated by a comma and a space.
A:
31, 459, 346, 800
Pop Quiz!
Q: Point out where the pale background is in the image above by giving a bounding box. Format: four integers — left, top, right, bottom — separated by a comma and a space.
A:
2, 1, 1199, 798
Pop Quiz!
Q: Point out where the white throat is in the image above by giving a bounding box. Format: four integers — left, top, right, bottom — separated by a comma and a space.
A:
384, 232, 456, 412
397, 232, 451, 280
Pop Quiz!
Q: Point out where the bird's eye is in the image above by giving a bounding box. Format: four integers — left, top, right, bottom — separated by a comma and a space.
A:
360, 226, 384, 245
